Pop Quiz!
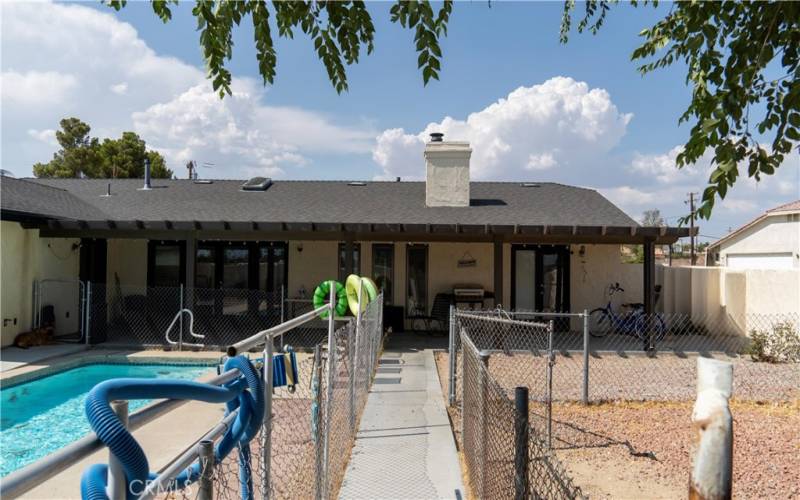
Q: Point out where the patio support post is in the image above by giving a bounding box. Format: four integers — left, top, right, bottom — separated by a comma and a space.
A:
185, 234, 196, 290
643, 239, 656, 351
582, 309, 589, 405
108, 400, 128, 500
493, 238, 503, 307
344, 235, 354, 277
448, 305, 457, 407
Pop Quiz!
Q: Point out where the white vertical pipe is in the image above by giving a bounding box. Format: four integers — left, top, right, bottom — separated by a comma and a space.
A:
350, 279, 363, 431
108, 400, 128, 500
690, 357, 733, 500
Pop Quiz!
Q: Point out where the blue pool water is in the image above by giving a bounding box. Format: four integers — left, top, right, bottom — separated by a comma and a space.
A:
0, 363, 213, 476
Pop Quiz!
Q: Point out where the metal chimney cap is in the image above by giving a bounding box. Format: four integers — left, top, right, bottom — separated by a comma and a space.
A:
429, 132, 444, 142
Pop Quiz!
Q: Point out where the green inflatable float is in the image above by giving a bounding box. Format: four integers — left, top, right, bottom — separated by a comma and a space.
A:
312, 280, 348, 319
345, 274, 378, 315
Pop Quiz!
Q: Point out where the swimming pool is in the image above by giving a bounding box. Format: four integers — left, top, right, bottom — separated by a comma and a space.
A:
0, 362, 214, 477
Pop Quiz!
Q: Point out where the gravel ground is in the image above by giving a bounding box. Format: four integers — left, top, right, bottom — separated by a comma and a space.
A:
435, 351, 800, 499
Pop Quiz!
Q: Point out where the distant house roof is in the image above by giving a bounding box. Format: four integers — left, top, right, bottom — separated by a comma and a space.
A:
707, 199, 800, 251
2, 177, 691, 242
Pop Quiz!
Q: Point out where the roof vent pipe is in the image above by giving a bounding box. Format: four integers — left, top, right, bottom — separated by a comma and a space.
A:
141, 157, 152, 190
430, 132, 444, 142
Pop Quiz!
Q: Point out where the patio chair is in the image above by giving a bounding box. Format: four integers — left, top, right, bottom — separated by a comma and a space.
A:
408, 293, 453, 334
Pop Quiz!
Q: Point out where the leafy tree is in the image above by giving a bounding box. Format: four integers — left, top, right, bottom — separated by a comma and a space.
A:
98, 132, 172, 178
561, 1, 800, 222
33, 118, 172, 179
641, 209, 665, 227
33, 118, 102, 178
106, 0, 452, 95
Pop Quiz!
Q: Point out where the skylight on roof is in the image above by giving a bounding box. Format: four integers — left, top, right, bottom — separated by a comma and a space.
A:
348, 181, 367, 186
241, 177, 272, 191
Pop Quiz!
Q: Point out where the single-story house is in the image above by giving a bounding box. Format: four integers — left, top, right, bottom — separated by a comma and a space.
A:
705, 200, 800, 269
1, 136, 692, 346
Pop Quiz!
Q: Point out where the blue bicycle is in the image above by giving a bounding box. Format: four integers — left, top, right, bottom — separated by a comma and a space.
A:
588, 283, 666, 343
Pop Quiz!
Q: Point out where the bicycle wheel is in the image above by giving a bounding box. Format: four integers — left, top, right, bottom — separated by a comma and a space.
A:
635, 314, 667, 344
588, 308, 612, 338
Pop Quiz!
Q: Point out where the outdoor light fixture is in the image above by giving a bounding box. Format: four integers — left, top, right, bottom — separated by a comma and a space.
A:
297, 244, 303, 254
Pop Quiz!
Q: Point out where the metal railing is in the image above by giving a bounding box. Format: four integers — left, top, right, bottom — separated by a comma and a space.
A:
0, 368, 242, 498
5, 286, 385, 500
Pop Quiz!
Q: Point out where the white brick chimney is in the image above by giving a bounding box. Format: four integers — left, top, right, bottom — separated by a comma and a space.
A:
424, 133, 472, 207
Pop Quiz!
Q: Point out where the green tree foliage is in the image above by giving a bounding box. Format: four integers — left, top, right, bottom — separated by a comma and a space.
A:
33, 118, 172, 179
561, 1, 800, 221
106, 0, 452, 95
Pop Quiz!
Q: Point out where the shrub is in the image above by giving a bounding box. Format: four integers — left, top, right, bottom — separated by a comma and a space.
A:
747, 321, 800, 363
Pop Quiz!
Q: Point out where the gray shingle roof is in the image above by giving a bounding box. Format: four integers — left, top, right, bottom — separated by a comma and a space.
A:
20, 178, 639, 228
1, 176, 107, 221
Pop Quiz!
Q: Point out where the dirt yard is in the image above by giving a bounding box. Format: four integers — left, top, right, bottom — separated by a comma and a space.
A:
435, 351, 800, 499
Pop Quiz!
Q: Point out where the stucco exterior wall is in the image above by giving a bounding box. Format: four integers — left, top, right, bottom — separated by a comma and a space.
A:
287, 240, 338, 298
661, 265, 799, 335
569, 244, 643, 313
1, 222, 80, 346
713, 215, 800, 268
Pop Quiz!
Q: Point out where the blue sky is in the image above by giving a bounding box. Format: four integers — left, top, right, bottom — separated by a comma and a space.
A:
2, 1, 797, 240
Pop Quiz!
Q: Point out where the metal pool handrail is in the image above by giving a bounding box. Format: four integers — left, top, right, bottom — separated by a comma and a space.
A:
0, 368, 241, 499
142, 291, 338, 500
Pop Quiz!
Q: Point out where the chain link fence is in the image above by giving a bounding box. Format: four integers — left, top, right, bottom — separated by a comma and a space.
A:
60, 281, 341, 350
459, 322, 584, 499
447, 307, 799, 497
164, 294, 385, 500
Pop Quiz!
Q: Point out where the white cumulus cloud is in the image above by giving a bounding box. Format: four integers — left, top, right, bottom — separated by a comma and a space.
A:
1, 1, 375, 179
372, 77, 632, 181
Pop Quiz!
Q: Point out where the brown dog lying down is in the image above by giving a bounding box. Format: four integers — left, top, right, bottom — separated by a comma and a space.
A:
13, 326, 55, 349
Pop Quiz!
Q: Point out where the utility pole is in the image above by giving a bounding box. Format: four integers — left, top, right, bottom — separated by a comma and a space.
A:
687, 192, 697, 266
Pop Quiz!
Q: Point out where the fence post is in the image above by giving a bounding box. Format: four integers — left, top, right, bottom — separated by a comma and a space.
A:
197, 439, 214, 500
582, 309, 589, 405
108, 400, 128, 500
261, 329, 274, 499
514, 387, 529, 500
478, 350, 490, 498
322, 285, 336, 500
448, 305, 457, 407
312, 344, 324, 500
178, 284, 184, 352
350, 280, 363, 432
690, 358, 733, 500
85, 281, 92, 346
546, 320, 554, 450
279, 284, 285, 348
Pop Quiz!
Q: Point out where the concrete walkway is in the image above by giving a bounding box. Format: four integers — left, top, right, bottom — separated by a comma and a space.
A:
339, 340, 464, 499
